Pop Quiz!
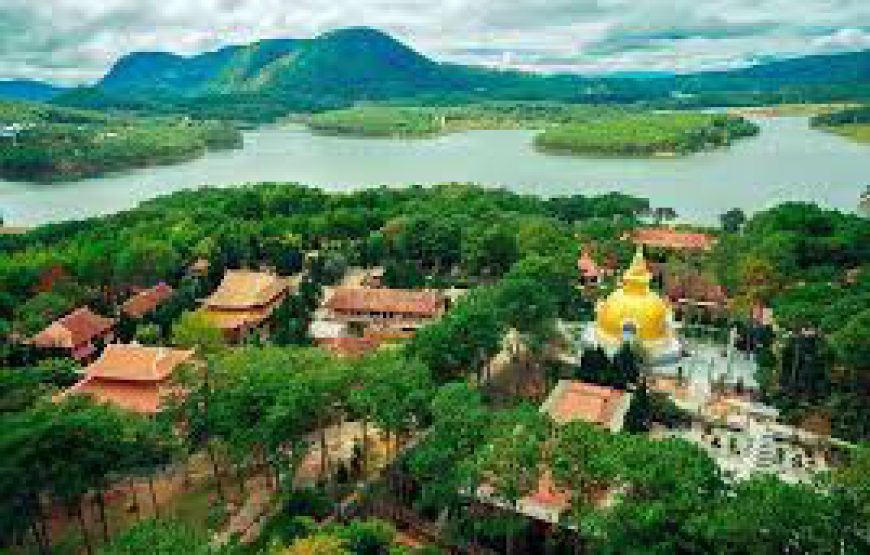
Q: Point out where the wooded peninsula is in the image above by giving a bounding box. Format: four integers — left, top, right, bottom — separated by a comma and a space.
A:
0, 101, 242, 182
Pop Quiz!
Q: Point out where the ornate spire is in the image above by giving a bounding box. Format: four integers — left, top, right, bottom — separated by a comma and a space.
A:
622, 246, 651, 293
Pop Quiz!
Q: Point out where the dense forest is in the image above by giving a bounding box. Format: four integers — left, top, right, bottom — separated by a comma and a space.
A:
535, 112, 759, 157
0, 100, 242, 181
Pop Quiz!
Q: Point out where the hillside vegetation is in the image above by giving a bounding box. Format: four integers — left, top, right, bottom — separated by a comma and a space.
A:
0, 100, 242, 182
535, 112, 759, 157
811, 105, 870, 144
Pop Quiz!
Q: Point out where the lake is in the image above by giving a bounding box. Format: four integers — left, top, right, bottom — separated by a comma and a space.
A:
0, 116, 867, 226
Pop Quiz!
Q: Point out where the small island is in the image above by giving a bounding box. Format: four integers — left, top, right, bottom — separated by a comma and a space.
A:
811, 105, 870, 144
304, 102, 628, 138
534, 112, 759, 157
0, 100, 243, 182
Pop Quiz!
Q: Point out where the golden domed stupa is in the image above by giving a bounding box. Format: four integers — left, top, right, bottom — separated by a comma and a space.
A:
589, 247, 678, 361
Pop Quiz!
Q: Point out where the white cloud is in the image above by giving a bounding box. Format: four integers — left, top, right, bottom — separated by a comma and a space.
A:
0, 0, 868, 83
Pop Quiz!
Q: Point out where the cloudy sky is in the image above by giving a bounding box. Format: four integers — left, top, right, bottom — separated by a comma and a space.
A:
2, 0, 870, 84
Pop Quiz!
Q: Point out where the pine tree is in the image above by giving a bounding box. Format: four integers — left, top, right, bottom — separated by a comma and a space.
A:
624, 376, 653, 432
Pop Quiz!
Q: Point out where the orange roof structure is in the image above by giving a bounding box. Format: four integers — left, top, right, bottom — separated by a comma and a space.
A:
30, 307, 115, 350
577, 248, 602, 279
202, 270, 292, 332
63, 379, 170, 414
85, 343, 194, 381
751, 303, 775, 327
122, 283, 174, 319
541, 380, 630, 431
60, 344, 195, 414
631, 228, 715, 251
326, 287, 447, 317
204, 270, 291, 310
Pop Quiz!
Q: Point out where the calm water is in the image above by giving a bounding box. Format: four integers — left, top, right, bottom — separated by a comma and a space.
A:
0, 116, 866, 226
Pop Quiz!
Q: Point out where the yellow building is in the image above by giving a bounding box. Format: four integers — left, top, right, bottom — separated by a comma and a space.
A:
588, 247, 679, 362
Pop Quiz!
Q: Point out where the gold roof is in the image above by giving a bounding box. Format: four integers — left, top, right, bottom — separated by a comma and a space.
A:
595, 247, 672, 343
203, 270, 290, 310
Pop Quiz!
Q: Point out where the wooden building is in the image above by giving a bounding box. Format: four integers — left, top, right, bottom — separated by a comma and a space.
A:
323, 287, 447, 333
121, 282, 174, 319
629, 227, 716, 252
29, 307, 115, 362
540, 380, 632, 433
59, 344, 195, 414
201, 270, 293, 342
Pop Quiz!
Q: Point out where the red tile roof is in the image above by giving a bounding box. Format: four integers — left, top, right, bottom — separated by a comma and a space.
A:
59, 344, 194, 414
85, 344, 195, 381
578, 249, 602, 278
30, 307, 115, 350
122, 283, 174, 319
543, 381, 626, 428
526, 471, 571, 512
631, 228, 715, 251
326, 287, 446, 317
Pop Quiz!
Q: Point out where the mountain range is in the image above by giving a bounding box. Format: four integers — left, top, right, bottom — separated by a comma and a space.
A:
0, 79, 67, 102
2, 27, 870, 111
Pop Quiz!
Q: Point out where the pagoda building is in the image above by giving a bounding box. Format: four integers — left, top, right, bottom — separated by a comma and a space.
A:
201, 269, 294, 343
583, 247, 680, 363
58, 344, 195, 414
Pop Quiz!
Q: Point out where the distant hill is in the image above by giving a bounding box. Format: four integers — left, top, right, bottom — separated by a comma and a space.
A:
49, 27, 870, 119
678, 49, 870, 92
0, 80, 66, 102
96, 28, 482, 99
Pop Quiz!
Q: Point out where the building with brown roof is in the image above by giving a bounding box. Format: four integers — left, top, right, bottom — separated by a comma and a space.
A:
201, 270, 293, 342
121, 282, 174, 319
663, 270, 729, 319
630, 227, 715, 252
29, 307, 115, 362
577, 248, 603, 287
323, 287, 447, 332
59, 344, 195, 414
540, 380, 632, 432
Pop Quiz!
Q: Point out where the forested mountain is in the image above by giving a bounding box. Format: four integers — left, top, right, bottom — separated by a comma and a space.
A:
90, 27, 595, 104
0, 79, 66, 102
